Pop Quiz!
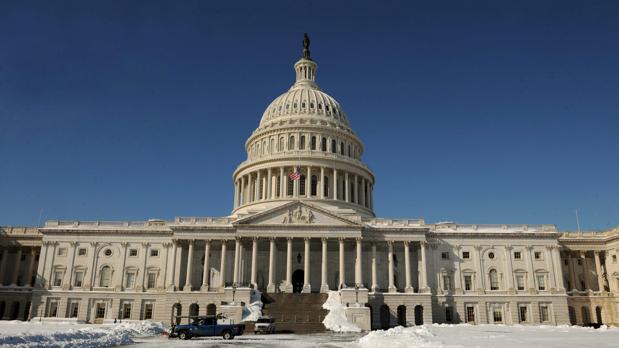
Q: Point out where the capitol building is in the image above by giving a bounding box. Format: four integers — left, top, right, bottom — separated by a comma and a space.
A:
0, 36, 618, 331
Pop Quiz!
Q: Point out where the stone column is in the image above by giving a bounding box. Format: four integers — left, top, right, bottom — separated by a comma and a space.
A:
267, 168, 273, 199
504, 246, 514, 291
11, 248, 23, 287
25, 249, 37, 287
168, 240, 178, 290
183, 240, 194, 291
552, 247, 565, 291
234, 180, 239, 208
279, 167, 285, 197
581, 251, 592, 290
220, 241, 227, 288
140, 242, 150, 291
339, 238, 346, 289
119, 242, 128, 290
256, 171, 262, 200
567, 252, 577, 290
35, 242, 49, 288
306, 166, 312, 198
453, 245, 463, 293
333, 168, 338, 200
286, 238, 293, 292
321, 238, 328, 293
344, 172, 350, 202
371, 243, 378, 292
361, 178, 366, 207
388, 241, 396, 292
355, 238, 363, 287
474, 245, 484, 292
606, 250, 618, 293
0, 248, 8, 285
201, 240, 211, 291
404, 241, 412, 292
251, 238, 258, 288
420, 241, 429, 292
293, 170, 299, 197
233, 238, 240, 285
594, 251, 605, 292
267, 238, 276, 293
525, 246, 535, 292
545, 246, 557, 290
303, 238, 311, 292
320, 167, 325, 199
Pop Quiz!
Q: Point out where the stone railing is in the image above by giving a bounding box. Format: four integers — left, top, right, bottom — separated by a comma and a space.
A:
432, 223, 557, 233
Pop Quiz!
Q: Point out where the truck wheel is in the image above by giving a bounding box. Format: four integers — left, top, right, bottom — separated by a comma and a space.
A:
222, 330, 233, 340
179, 332, 191, 340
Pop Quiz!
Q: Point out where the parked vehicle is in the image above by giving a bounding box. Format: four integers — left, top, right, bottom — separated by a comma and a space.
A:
254, 316, 276, 334
169, 315, 244, 340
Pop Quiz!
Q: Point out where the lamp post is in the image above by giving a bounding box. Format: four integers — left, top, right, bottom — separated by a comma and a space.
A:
232, 284, 237, 305
354, 284, 360, 306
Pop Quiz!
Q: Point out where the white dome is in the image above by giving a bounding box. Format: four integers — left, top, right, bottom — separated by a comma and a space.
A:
258, 58, 350, 130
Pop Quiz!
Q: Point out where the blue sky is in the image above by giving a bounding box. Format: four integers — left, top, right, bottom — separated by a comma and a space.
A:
1, 1, 617, 230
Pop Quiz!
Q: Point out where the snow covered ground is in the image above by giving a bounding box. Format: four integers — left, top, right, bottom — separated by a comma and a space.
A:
1, 321, 619, 348
0, 320, 165, 347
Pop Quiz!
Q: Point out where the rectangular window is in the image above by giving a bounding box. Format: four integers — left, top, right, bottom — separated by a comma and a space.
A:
445, 307, 453, 322
53, 271, 63, 287
466, 306, 475, 323
519, 306, 528, 323
48, 302, 58, 317
441, 252, 449, 260
147, 272, 157, 289
74, 271, 84, 288
125, 272, 136, 289
96, 304, 106, 319
143, 303, 153, 320
129, 249, 138, 257
150, 249, 159, 257
462, 251, 470, 259
442, 275, 451, 291
564, 259, 568, 265
613, 255, 617, 263
516, 275, 525, 291
69, 303, 79, 318
493, 308, 503, 323
122, 303, 132, 319
464, 275, 472, 291
540, 305, 549, 322
577, 259, 582, 265
514, 251, 521, 260
534, 251, 542, 260
58, 248, 67, 256
537, 275, 546, 290
78, 248, 87, 256
299, 135, 305, 150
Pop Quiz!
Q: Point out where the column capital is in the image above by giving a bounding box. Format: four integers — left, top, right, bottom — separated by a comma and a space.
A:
304, 237, 311, 242
545, 245, 555, 251
504, 245, 513, 251
593, 250, 601, 255
203, 239, 212, 243
579, 251, 587, 258
286, 237, 293, 241
321, 237, 328, 242
89, 242, 97, 248
474, 245, 483, 251
386, 240, 393, 246
120, 242, 129, 247
142, 242, 151, 248
525, 245, 534, 251
221, 240, 227, 246
402, 240, 410, 246
338, 237, 346, 242
251, 236, 258, 241
356, 237, 363, 243
162, 242, 172, 248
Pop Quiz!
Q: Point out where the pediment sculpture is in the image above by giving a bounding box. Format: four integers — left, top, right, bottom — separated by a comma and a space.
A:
282, 206, 315, 224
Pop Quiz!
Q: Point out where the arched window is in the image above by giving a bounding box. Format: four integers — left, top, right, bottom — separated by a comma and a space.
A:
340, 141, 344, 155
300, 136, 305, 150
289, 136, 295, 150
323, 177, 330, 197
99, 266, 111, 288
310, 175, 317, 196
279, 137, 284, 151
311, 136, 316, 150
276, 176, 281, 198
331, 139, 337, 153
300, 175, 306, 196
397, 305, 407, 326
321, 137, 327, 151
270, 139, 275, 154
581, 306, 591, 325
348, 145, 352, 157
489, 269, 499, 290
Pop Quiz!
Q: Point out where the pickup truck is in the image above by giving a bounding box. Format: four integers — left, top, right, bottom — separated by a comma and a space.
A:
170, 316, 244, 340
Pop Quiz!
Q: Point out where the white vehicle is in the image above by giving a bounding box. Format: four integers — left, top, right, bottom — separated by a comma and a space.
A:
254, 316, 275, 334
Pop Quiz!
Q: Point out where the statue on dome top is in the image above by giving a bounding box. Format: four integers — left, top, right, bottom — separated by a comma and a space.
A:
303, 33, 311, 59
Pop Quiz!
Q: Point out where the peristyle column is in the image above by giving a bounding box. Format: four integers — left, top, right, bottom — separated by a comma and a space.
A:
320, 238, 328, 292
184, 240, 194, 291
303, 238, 311, 292
388, 241, 396, 292
339, 238, 345, 289
251, 238, 258, 288
404, 241, 412, 292
267, 238, 276, 293
201, 240, 211, 291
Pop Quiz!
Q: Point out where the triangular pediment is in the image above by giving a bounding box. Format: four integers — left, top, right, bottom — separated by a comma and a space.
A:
233, 201, 362, 227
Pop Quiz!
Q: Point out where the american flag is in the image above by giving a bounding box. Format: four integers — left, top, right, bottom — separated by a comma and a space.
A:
288, 166, 301, 180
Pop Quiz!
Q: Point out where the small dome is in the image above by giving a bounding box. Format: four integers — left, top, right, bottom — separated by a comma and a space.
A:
258, 58, 350, 129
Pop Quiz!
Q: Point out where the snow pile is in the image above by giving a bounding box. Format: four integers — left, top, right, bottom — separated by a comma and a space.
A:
0, 320, 165, 348
321, 291, 361, 332
358, 325, 461, 348
242, 289, 263, 322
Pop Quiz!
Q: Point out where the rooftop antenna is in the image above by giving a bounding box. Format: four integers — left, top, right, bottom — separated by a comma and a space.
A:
575, 209, 581, 233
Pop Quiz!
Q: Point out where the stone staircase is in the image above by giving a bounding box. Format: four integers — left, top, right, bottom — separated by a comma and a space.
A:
257, 293, 329, 334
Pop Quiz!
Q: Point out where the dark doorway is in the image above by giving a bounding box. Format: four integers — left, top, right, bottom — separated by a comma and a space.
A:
10, 302, 20, 320
189, 303, 199, 319
292, 269, 304, 293
206, 303, 216, 316
380, 304, 390, 329
397, 305, 406, 326
414, 305, 423, 325
596, 306, 603, 325
172, 303, 182, 325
